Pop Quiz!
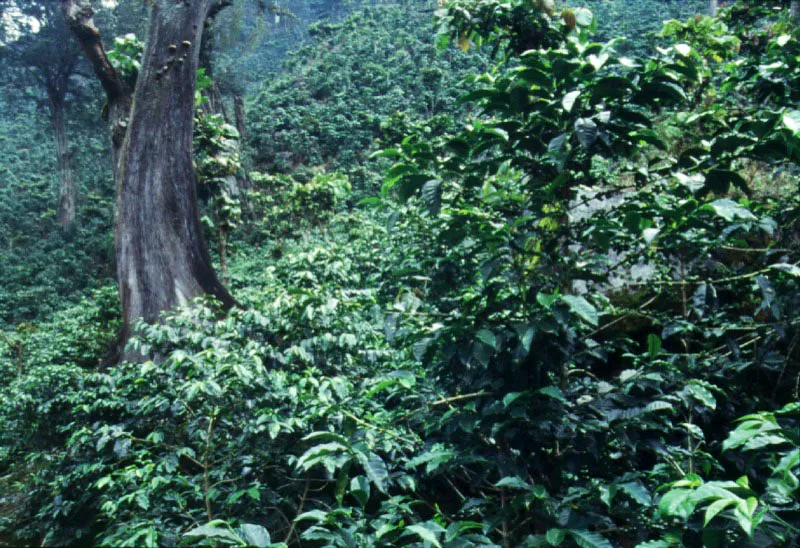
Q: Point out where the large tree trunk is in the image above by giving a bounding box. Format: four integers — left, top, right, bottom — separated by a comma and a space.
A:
792, 0, 800, 20
116, 0, 235, 342
63, 0, 235, 356
708, 0, 718, 15
49, 90, 76, 230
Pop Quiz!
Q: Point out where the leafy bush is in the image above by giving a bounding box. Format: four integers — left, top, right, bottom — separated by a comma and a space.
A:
1, 1, 799, 547
247, 4, 487, 191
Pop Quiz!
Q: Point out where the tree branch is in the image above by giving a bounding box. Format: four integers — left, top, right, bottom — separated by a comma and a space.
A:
60, 0, 127, 102
208, 0, 235, 22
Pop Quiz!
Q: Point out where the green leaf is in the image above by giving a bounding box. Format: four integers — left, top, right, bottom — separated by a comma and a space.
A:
704, 199, 756, 222
503, 391, 528, 408
647, 334, 661, 359
569, 530, 613, 548
575, 118, 598, 148
495, 476, 531, 490
637, 81, 686, 105
619, 482, 652, 506
658, 489, 697, 520
546, 528, 566, 546
406, 445, 455, 474
483, 126, 509, 141
770, 263, 800, 277
590, 76, 633, 103
476, 328, 498, 349
574, 8, 593, 27
538, 385, 567, 403
405, 522, 445, 548
239, 524, 271, 547
370, 148, 403, 159
734, 497, 759, 536
358, 452, 389, 493
295, 510, 329, 522
302, 431, 349, 444
599, 484, 617, 507
561, 295, 599, 326
674, 172, 705, 193
723, 419, 780, 452
642, 228, 660, 245
674, 43, 692, 56
563, 90, 580, 112
184, 525, 241, 543
350, 475, 370, 508
704, 498, 735, 526
687, 382, 716, 410
782, 110, 800, 134
421, 179, 442, 215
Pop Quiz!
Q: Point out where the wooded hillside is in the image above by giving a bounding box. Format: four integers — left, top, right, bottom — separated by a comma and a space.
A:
0, 1, 798, 546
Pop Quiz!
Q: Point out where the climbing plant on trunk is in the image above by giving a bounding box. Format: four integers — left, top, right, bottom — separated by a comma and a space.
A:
62, 0, 235, 354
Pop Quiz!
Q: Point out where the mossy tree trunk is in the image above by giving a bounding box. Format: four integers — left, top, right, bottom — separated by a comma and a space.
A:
62, 0, 235, 357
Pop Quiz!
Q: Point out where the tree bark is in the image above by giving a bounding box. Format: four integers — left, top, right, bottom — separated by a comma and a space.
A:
63, 0, 235, 355
234, 94, 246, 142
708, 0, 718, 15
792, 0, 800, 20
61, 0, 131, 177
233, 94, 251, 191
48, 86, 76, 230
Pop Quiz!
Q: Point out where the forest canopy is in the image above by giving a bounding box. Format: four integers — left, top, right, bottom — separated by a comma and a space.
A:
0, 0, 798, 546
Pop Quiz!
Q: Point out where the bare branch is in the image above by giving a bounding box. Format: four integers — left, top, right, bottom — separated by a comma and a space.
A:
208, 0, 235, 22
60, 0, 127, 102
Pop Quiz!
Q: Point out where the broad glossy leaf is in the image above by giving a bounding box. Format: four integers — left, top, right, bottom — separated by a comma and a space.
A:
562, 90, 580, 113
495, 476, 531, 490
569, 529, 613, 548
770, 263, 800, 277
239, 524, 272, 548
704, 199, 756, 222
704, 498, 735, 526
782, 110, 800, 134
619, 482, 652, 506
421, 179, 442, 215
574, 118, 598, 148
546, 528, 566, 546
561, 295, 599, 326
658, 489, 697, 520
476, 328, 497, 349
350, 475, 370, 508
184, 525, 241, 543
405, 522, 445, 548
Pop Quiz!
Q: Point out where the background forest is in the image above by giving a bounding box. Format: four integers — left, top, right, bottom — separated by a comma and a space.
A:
0, 0, 798, 546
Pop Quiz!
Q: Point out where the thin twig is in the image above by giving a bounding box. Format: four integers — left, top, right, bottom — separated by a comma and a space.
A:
341, 409, 417, 445
203, 410, 218, 523
589, 291, 661, 338
431, 391, 496, 407
628, 259, 800, 287
283, 479, 310, 546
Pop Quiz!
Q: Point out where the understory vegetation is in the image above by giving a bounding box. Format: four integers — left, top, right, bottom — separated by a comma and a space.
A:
0, 0, 798, 546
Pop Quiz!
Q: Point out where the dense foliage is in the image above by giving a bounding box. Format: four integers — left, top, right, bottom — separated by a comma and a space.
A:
246, 5, 487, 192
1, 0, 799, 547
0, 94, 113, 324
